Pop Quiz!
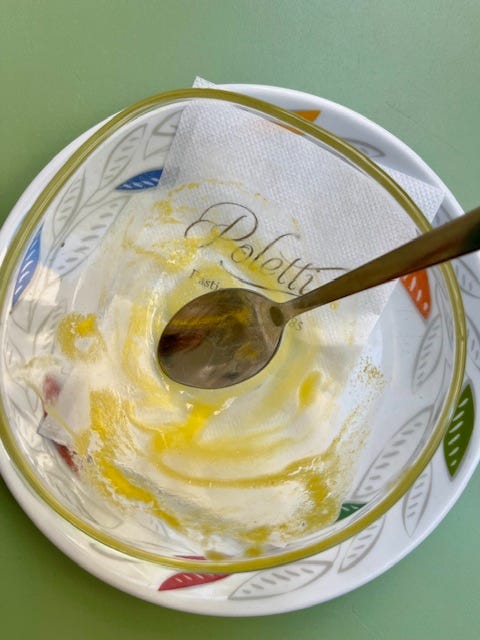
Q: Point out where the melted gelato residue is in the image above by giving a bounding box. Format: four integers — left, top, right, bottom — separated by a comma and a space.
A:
20, 183, 380, 558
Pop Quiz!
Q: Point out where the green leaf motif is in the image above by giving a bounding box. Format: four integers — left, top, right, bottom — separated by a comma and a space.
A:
336, 502, 366, 522
443, 383, 475, 477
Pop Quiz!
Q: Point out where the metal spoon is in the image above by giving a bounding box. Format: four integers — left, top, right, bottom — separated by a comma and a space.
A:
158, 206, 479, 389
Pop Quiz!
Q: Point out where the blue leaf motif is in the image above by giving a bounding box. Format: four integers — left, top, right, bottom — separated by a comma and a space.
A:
115, 169, 163, 191
12, 226, 42, 306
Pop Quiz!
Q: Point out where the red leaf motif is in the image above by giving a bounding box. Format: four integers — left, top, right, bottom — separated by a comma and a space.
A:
401, 270, 431, 318
41, 375, 78, 473
54, 442, 78, 473
43, 374, 62, 406
158, 572, 228, 591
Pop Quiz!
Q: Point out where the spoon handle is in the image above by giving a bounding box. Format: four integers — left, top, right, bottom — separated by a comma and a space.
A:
284, 206, 480, 319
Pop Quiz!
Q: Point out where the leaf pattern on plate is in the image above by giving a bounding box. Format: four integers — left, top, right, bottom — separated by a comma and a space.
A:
144, 110, 182, 159
336, 502, 366, 522
45, 467, 122, 528
412, 314, 443, 392
353, 407, 433, 499
34, 300, 67, 354
5, 363, 40, 418
402, 463, 432, 536
14, 270, 63, 337
229, 561, 334, 600
98, 124, 146, 190
465, 315, 480, 371
53, 442, 78, 473
293, 109, 320, 122
401, 270, 431, 318
453, 258, 480, 299
26, 381, 40, 416
12, 226, 42, 307
115, 168, 163, 191
338, 516, 385, 572
7, 395, 45, 457
435, 282, 454, 349
279, 110, 322, 134
443, 383, 475, 477
5, 328, 41, 417
158, 571, 228, 591
48, 195, 129, 277
343, 138, 385, 158
52, 171, 85, 240
4, 331, 24, 369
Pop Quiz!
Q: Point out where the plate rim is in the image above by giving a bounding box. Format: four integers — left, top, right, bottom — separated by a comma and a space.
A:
0, 82, 478, 617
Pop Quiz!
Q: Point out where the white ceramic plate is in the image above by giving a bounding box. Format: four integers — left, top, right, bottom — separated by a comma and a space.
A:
0, 84, 479, 617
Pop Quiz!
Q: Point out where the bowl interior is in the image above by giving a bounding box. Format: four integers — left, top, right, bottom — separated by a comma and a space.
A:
0, 90, 465, 572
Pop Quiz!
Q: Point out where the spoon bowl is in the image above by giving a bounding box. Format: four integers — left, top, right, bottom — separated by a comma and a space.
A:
159, 288, 285, 388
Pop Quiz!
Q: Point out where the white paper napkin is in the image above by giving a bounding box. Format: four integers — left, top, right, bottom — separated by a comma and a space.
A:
39, 81, 445, 444
154, 82, 443, 377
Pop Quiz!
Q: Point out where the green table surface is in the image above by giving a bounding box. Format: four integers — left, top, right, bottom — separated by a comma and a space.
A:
1, 1, 479, 637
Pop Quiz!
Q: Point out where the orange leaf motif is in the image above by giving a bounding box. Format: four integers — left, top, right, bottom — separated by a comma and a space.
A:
401, 270, 431, 318
292, 110, 321, 122
278, 109, 321, 134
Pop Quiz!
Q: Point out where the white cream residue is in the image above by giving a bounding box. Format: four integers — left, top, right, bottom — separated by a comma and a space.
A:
21, 183, 382, 557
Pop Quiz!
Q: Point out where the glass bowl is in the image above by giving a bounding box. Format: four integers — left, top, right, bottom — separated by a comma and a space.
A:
0, 89, 466, 573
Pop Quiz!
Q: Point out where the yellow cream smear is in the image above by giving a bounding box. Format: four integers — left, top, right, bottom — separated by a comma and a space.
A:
31, 184, 378, 557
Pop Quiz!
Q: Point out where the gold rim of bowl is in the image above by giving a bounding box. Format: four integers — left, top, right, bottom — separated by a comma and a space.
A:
0, 88, 467, 573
